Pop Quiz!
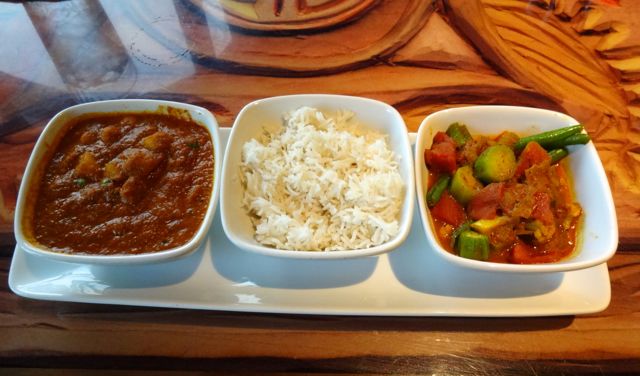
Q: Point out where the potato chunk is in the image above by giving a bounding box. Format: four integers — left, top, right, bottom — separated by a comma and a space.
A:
80, 131, 97, 145
104, 159, 125, 181
75, 152, 99, 178
120, 176, 144, 204
123, 148, 164, 177
141, 131, 172, 151
100, 125, 121, 144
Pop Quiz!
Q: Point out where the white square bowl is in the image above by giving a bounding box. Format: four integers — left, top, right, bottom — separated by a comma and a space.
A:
220, 94, 415, 259
415, 105, 618, 273
14, 99, 222, 264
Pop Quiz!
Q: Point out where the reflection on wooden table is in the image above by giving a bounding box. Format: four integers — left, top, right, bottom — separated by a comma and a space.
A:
1, 0, 639, 374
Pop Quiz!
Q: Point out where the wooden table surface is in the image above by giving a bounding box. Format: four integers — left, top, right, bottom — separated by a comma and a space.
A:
1, 0, 639, 374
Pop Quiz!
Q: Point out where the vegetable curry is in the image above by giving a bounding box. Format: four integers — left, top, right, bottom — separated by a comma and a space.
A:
24, 112, 213, 255
424, 122, 588, 264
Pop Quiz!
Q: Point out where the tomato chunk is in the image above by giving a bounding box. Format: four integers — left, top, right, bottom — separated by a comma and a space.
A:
531, 191, 554, 225
431, 191, 466, 227
425, 136, 457, 174
511, 241, 534, 264
511, 239, 565, 264
514, 141, 550, 178
550, 164, 572, 210
433, 131, 455, 145
468, 182, 505, 220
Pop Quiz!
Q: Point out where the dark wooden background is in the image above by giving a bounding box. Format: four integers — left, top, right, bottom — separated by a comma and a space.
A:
1, 0, 639, 374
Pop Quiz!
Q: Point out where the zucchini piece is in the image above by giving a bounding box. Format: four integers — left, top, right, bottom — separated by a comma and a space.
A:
450, 165, 482, 205
456, 230, 490, 260
513, 125, 583, 151
474, 145, 516, 183
427, 175, 451, 207
548, 148, 569, 164
470, 216, 510, 235
446, 122, 472, 147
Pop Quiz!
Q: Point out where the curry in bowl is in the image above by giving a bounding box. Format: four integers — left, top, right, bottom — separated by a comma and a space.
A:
22, 112, 214, 255
423, 122, 588, 264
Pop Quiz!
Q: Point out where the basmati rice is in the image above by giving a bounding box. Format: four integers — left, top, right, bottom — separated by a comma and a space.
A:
240, 106, 404, 251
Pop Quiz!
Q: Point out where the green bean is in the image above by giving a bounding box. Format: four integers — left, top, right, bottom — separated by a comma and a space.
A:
548, 148, 569, 164
513, 125, 583, 151
544, 133, 590, 150
427, 175, 451, 207
450, 220, 471, 249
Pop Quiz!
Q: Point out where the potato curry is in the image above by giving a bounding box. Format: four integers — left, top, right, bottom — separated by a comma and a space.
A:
25, 113, 213, 255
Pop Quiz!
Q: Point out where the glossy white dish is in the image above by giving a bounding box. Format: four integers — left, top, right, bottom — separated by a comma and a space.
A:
13, 99, 222, 265
220, 94, 415, 259
9, 128, 611, 316
415, 106, 618, 273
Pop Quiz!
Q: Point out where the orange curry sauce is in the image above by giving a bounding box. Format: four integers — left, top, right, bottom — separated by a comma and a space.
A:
428, 170, 580, 264
427, 137, 582, 265
24, 113, 214, 255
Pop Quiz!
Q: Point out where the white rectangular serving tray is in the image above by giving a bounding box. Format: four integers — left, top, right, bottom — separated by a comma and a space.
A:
8, 129, 611, 316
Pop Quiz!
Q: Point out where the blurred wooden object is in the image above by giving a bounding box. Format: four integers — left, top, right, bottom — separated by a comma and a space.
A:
190, 0, 380, 32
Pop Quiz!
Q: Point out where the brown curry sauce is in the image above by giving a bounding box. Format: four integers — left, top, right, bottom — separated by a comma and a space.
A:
24, 113, 214, 255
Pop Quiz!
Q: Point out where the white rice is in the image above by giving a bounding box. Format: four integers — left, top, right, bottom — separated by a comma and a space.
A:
240, 106, 404, 251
